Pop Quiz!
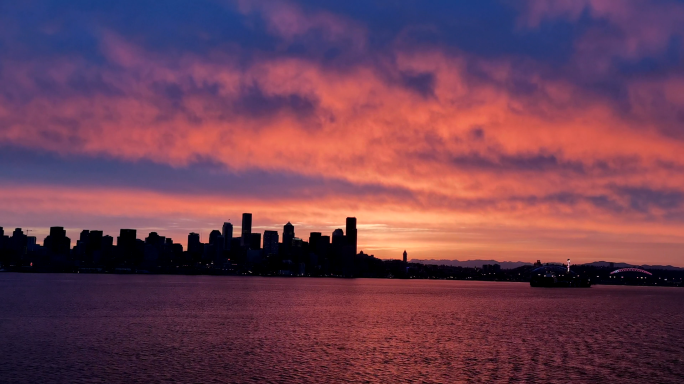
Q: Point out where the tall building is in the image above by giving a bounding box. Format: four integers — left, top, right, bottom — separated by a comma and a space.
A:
332, 228, 345, 247
50, 226, 66, 238
11, 228, 27, 254
188, 232, 201, 254
263, 230, 279, 255
320, 235, 330, 247
248, 233, 261, 250
87, 230, 103, 256
102, 235, 114, 249
318, 235, 330, 260
309, 232, 322, 254
118, 229, 136, 246
79, 230, 90, 244
209, 230, 224, 261
222, 222, 233, 250
209, 230, 222, 246
26, 236, 37, 251
117, 229, 138, 265
346, 217, 357, 255
283, 222, 295, 247
403, 250, 407, 263
0, 227, 6, 252
145, 232, 162, 246
117, 229, 136, 250
229, 237, 242, 253
44, 227, 69, 255
75, 230, 90, 259
241, 213, 252, 246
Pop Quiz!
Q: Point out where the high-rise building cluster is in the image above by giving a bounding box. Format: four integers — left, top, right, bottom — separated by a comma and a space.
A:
5, 222, 681, 285
0, 215, 369, 277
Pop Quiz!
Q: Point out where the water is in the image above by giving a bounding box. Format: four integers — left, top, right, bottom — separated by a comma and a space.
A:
0, 274, 682, 383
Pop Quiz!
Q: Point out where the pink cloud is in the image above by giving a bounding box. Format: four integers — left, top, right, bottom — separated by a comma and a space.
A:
235, 0, 366, 49
522, 0, 684, 59
2, 3, 684, 264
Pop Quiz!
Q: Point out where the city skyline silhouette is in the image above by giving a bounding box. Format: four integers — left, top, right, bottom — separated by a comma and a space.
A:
2, 214, 683, 286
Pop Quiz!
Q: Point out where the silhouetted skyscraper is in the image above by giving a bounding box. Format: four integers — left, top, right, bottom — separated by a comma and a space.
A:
118, 229, 136, 246
346, 217, 357, 255
26, 236, 36, 250
229, 237, 241, 254
283, 222, 295, 247
249, 233, 261, 250
222, 222, 233, 250
87, 230, 103, 256
403, 250, 407, 263
50, 227, 65, 237
263, 230, 279, 255
118, 229, 136, 248
241, 213, 252, 246
11, 228, 29, 255
117, 229, 138, 266
209, 230, 221, 245
331, 228, 353, 276
188, 232, 201, 254
332, 228, 344, 247
215, 235, 224, 259
145, 232, 162, 246
208, 230, 224, 262
102, 235, 113, 248
45, 227, 69, 256
309, 232, 322, 254
89, 231, 103, 243
320, 235, 330, 251
75, 230, 90, 260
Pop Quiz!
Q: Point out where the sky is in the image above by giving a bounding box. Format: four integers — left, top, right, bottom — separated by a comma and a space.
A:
1, 0, 684, 265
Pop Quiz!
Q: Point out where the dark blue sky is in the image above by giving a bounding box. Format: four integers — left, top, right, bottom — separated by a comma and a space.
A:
1, 0, 684, 264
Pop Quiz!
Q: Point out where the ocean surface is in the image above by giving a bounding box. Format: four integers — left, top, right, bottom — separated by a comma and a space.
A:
0, 274, 682, 383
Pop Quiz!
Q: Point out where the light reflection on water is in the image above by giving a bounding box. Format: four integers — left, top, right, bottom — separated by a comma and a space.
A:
0, 274, 683, 383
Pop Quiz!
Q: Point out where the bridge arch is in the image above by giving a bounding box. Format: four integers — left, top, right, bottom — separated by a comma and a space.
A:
610, 268, 652, 276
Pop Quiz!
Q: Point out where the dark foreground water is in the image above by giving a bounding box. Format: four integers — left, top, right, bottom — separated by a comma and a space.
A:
0, 274, 683, 383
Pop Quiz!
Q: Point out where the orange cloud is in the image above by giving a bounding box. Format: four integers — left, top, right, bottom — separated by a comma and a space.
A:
1, 1, 684, 265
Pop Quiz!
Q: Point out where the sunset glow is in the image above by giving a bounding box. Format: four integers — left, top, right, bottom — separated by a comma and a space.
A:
2, 0, 684, 265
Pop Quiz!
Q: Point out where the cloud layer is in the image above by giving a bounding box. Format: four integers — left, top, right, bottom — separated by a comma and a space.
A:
1, 0, 684, 264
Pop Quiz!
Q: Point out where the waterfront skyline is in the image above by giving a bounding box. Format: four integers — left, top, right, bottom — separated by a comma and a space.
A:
2, 1, 684, 266
4, 215, 683, 285
4, 219, 684, 269
1, 214, 369, 276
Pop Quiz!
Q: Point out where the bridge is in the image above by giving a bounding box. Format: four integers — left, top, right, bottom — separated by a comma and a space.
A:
610, 268, 652, 276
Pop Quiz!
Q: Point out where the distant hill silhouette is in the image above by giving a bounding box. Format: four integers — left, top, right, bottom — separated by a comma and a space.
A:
412, 259, 684, 270
580, 261, 684, 271
411, 259, 532, 269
